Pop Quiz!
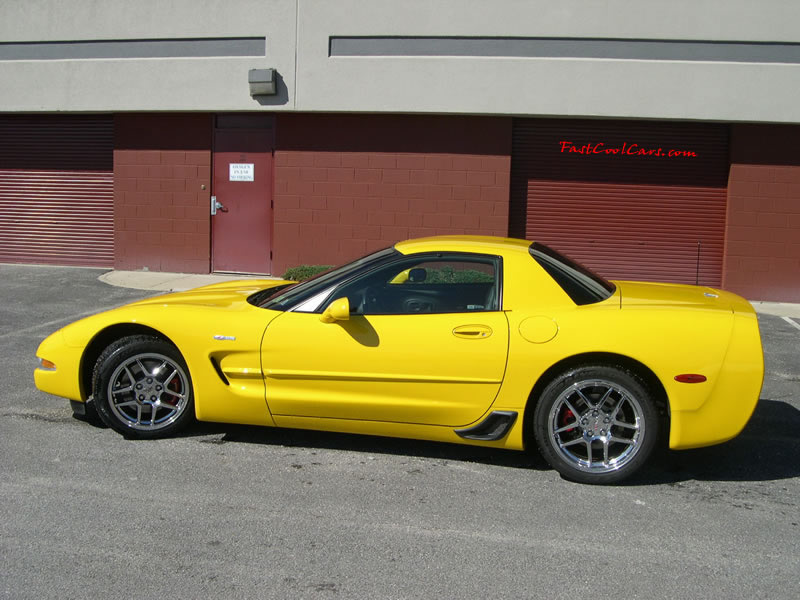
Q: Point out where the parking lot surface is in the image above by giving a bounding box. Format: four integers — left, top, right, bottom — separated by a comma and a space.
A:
1, 264, 799, 599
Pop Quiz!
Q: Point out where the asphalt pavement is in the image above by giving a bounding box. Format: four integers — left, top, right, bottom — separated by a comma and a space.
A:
1, 264, 799, 600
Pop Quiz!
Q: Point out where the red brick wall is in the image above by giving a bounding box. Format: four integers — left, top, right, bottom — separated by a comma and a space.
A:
114, 114, 212, 273
272, 114, 511, 275
723, 124, 800, 301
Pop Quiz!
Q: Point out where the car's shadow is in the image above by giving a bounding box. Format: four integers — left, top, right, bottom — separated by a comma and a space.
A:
79, 398, 800, 484
184, 420, 544, 471
632, 398, 800, 485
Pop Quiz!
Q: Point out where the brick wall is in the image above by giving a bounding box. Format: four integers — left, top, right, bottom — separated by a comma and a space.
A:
114, 114, 212, 273
724, 124, 800, 301
272, 114, 511, 275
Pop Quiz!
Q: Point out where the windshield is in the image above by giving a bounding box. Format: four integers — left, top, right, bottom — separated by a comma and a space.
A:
250, 247, 398, 311
529, 242, 616, 305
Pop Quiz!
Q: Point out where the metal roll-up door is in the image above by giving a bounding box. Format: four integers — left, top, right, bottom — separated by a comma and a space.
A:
510, 119, 729, 286
0, 115, 113, 267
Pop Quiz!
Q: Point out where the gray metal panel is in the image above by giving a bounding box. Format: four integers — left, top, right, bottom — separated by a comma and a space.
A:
0, 37, 266, 60
330, 36, 800, 64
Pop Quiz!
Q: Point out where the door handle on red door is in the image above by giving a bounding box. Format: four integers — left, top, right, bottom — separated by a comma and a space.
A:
211, 196, 228, 215
452, 325, 493, 339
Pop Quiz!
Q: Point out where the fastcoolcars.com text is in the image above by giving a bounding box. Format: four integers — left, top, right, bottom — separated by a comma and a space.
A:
559, 141, 697, 158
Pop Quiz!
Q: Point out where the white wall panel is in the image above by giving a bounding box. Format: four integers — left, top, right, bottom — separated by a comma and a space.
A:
2, 1, 800, 122
295, 0, 800, 122
0, 58, 291, 112
0, 0, 298, 111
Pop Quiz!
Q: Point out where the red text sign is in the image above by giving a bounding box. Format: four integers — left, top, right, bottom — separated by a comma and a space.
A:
559, 141, 697, 158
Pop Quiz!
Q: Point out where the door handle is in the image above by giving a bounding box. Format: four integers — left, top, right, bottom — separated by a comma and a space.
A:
211, 196, 228, 215
453, 325, 493, 339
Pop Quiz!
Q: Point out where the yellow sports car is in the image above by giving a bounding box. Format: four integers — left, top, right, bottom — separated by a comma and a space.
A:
34, 236, 763, 484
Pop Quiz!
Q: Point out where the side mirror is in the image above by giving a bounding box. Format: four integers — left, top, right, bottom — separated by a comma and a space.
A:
389, 268, 411, 285
408, 267, 427, 283
319, 297, 350, 323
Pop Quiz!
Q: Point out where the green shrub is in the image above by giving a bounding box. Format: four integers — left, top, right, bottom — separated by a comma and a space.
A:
422, 266, 494, 284
281, 264, 334, 281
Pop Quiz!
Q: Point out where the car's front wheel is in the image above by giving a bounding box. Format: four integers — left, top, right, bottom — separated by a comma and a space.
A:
533, 365, 660, 484
92, 335, 194, 438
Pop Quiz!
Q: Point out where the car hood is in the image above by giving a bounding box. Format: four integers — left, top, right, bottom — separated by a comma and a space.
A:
47, 278, 294, 351
615, 280, 741, 313
127, 279, 293, 309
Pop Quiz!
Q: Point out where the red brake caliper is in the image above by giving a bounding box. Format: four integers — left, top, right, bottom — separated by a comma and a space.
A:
164, 378, 179, 406
561, 408, 575, 432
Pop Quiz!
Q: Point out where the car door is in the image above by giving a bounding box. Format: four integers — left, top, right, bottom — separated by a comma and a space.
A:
260, 253, 509, 427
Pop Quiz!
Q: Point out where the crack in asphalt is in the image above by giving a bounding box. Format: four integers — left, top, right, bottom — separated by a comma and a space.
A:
2, 411, 74, 424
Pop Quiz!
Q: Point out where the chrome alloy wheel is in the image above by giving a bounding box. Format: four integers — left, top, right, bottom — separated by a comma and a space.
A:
106, 352, 190, 431
547, 378, 645, 473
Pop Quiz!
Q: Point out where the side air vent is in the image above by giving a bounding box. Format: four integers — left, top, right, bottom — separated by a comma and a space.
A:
209, 357, 230, 386
455, 411, 518, 441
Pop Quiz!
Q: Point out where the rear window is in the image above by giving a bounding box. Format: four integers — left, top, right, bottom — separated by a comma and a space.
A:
529, 243, 616, 305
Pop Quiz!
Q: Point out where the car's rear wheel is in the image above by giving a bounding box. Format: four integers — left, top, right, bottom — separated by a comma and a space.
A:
92, 335, 194, 438
533, 365, 659, 484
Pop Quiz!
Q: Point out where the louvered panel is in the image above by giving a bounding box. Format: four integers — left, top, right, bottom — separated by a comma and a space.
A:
510, 119, 729, 286
0, 116, 113, 170
0, 169, 113, 266
0, 115, 113, 267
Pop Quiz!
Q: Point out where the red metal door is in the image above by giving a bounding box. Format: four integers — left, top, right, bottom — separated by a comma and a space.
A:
211, 128, 273, 273
0, 115, 113, 267
510, 119, 729, 286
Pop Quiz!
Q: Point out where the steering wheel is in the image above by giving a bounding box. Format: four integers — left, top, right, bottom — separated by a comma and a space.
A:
358, 286, 380, 314
402, 296, 437, 313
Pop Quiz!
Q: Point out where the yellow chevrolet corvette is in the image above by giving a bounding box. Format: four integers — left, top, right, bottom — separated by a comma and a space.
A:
34, 236, 764, 484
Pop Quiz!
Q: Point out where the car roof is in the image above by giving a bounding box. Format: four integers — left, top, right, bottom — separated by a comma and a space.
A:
394, 235, 533, 255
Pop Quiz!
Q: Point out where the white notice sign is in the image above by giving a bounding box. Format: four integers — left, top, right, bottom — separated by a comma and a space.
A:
229, 163, 254, 182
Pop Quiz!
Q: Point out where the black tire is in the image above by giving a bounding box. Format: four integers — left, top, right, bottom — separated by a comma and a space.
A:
92, 335, 194, 439
532, 364, 660, 484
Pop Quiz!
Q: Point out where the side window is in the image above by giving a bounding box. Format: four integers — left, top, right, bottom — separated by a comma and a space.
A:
328, 254, 500, 315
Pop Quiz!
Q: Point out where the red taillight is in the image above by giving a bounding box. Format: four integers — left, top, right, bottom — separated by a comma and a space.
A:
674, 374, 707, 383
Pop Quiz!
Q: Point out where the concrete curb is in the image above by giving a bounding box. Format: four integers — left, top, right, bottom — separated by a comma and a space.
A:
99, 270, 281, 292
749, 301, 800, 319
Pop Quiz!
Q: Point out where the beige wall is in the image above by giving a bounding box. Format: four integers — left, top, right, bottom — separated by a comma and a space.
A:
0, 0, 297, 111
2, 0, 800, 122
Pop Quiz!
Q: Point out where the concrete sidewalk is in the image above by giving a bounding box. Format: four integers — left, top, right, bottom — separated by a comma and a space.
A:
749, 301, 800, 319
99, 269, 281, 292
98, 269, 800, 319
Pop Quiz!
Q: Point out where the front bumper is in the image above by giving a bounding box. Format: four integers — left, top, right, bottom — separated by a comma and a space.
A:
34, 330, 84, 402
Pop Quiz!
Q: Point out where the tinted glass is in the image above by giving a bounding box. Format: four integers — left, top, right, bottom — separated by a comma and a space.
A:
250, 247, 397, 311
529, 243, 615, 305
326, 254, 501, 315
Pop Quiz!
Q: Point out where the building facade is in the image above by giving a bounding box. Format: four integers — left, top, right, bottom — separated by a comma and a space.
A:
1, 0, 799, 301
